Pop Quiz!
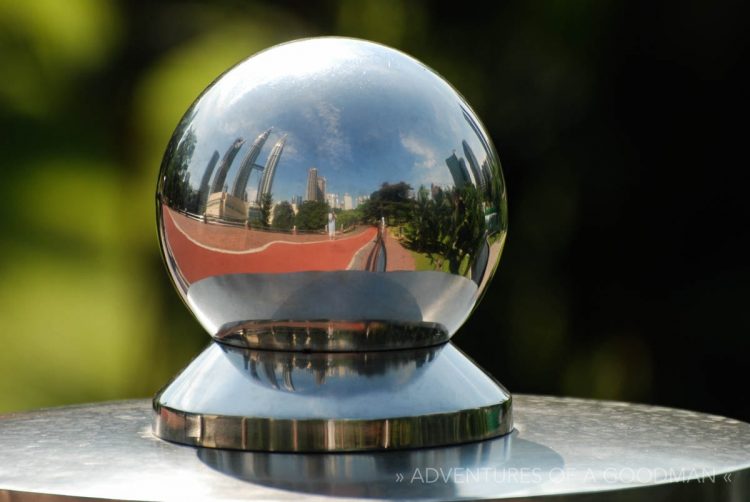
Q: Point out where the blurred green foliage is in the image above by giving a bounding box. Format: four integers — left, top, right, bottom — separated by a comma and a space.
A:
0, 0, 121, 117
0, 0, 747, 421
0, 0, 309, 411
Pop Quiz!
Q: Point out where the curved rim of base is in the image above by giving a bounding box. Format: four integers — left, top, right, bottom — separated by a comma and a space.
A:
152, 397, 513, 452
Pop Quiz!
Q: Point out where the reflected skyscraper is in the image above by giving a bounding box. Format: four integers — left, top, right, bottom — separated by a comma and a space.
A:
211, 138, 245, 194
462, 106, 503, 200
480, 159, 493, 197
462, 107, 492, 162
462, 140, 484, 192
306, 168, 319, 201
446, 152, 471, 189
317, 176, 326, 201
256, 134, 286, 204
232, 129, 271, 200
326, 193, 338, 209
198, 150, 220, 210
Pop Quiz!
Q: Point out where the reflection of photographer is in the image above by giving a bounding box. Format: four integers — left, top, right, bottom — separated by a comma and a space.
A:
328, 211, 336, 239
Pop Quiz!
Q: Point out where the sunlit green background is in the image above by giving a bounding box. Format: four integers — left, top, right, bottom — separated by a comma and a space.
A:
1, 0, 747, 421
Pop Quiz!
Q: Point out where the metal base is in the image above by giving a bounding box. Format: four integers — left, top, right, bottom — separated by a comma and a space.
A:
153, 342, 513, 452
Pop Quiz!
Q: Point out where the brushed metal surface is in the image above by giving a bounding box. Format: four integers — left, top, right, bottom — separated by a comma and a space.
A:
1, 396, 748, 501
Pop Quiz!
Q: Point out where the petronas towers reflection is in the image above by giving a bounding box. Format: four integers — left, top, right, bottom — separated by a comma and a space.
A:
195, 129, 287, 224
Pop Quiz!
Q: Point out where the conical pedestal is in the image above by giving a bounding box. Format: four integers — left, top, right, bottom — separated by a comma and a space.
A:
153, 342, 513, 452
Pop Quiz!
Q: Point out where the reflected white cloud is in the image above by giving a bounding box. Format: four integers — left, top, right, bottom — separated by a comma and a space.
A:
399, 132, 452, 185
304, 100, 351, 169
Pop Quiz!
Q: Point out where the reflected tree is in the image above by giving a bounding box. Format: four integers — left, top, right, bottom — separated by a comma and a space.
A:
404, 185, 486, 274
336, 208, 362, 231
272, 201, 294, 230
296, 200, 329, 231
259, 192, 273, 227
161, 127, 197, 211
362, 181, 413, 225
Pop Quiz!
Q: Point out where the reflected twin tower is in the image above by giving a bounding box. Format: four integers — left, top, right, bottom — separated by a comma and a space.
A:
198, 129, 287, 213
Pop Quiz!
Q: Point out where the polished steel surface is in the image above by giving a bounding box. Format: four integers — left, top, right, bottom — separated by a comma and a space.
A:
156, 37, 507, 350
153, 342, 512, 451
1, 396, 748, 501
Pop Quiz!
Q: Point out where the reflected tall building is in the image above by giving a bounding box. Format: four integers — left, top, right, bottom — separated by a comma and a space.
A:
462, 108, 492, 162
204, 131, 288, 222
480, 159, 493, 196
211, 138, 245, 194
256, 135, 286, 204
317, 177, 326, 201
232, 129, 271, 200
462, 140, 484, 192
198, 150, 220, 209
306, 168, 319, 201
326, 193, 338, 209
446, 152, 471, 189
462, 106, 503, 200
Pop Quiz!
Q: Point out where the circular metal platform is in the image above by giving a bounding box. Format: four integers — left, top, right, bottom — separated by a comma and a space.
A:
0, 395, 748, 500
153, 342, 513, 452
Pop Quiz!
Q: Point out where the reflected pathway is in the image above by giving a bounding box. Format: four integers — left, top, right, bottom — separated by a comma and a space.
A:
383, 227, 416, 271
163, 207, 378, 282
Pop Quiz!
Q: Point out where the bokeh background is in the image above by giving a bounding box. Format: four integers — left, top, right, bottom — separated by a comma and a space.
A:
1, 0, 747, 421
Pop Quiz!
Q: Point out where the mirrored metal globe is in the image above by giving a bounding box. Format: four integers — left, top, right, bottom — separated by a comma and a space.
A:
157, 37, 507, 351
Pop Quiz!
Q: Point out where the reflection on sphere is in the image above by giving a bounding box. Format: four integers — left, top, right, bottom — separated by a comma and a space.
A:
157, 38, 507, 351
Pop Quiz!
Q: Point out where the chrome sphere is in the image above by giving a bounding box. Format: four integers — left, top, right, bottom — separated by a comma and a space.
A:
157, 37, 507, 351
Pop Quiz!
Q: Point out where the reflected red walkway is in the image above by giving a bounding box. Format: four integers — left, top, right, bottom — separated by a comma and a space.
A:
383, 228, 416, 271
162, 207, 377, 283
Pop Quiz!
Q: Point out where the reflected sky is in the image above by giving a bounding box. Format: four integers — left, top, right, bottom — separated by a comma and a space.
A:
178, 38, 497, 203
